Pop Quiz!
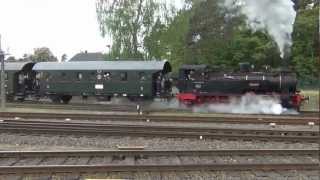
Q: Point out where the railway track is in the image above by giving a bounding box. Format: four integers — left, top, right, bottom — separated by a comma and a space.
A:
6, 102, 319, 116
0, 119, 318, 142
7, 102, 137, 112
0, 111, 318, 125
0, 149, 318, 174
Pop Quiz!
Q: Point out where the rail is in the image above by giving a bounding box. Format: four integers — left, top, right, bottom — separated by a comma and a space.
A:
0, 149, 318, 174
0, 119, 318, 142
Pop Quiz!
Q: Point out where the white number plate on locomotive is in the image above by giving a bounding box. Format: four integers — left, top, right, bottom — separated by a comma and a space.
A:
95, 84, 104, 89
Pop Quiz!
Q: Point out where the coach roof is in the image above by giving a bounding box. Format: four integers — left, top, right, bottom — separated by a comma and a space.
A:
33, 60, 171, 72
5, 62, 33, 71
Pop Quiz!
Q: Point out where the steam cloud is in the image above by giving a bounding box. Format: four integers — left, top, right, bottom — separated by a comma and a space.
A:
151, 94, 298, 115
223, 0, 297, 58
193, 94, 298, 115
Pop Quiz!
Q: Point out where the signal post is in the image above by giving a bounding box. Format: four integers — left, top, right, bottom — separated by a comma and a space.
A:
0, 35, 6, 110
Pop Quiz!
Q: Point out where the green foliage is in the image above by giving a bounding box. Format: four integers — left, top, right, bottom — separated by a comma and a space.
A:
61, 54, 68, 62
144, 9, 191, 71
96, 0, 319, 86
19, 47, 57, 62
292, 6, 319, 86
181, 0, 282, 70
96, 0, 176, 59
31, 47, 58, 62
6, 56, 16, 62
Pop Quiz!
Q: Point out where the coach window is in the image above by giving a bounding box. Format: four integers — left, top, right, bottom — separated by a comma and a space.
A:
61, 72, 66, 77
104, 72, 111, 80
45, 73, 51, 82
139, 72, 146, 81
120, 72, 127, 81
5, 72, 8, 80
90, 72, 95, 80
77, 72, 83, 80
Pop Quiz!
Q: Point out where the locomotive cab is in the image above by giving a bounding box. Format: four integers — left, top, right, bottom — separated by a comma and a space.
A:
178, 65, 208, 93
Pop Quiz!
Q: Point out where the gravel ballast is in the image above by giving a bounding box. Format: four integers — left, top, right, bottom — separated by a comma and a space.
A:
0, 133, 317, 151
1, 170, 319, 180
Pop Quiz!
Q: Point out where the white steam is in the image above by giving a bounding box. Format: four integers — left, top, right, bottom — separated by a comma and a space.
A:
150, 94, 298, 115
223, 0, 297, 58
193, 94, 298, 115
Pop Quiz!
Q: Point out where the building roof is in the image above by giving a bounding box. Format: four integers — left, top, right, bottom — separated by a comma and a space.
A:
69, 52, 105, 61
33, 60, 172, 72
4, 62, 33, 71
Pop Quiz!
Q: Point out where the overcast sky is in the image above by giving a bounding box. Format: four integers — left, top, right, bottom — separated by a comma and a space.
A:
0, 0, 110, 60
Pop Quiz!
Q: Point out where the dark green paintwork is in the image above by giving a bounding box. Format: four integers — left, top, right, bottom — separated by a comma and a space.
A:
37, 70, 160, 98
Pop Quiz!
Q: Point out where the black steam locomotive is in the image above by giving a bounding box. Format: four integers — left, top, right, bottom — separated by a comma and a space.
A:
176, 63, 305, 109
2, 60, 305, 109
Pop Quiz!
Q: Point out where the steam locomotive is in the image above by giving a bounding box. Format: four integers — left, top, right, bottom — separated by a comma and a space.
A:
1, 60, 305, 109
176, 63, 305, 109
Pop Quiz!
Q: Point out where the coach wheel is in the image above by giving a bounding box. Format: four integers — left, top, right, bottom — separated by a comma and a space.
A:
61, 95, 72, 104
50, 96, 61, 103
6, 95, 14, 101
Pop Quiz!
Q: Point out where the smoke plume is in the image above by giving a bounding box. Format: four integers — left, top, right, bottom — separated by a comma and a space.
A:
223, 0, 297, 58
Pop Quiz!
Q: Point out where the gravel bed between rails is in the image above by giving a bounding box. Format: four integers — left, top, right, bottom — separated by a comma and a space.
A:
0, 133, 317, 151
1, 170, 319, 180
1, 154, 317, 166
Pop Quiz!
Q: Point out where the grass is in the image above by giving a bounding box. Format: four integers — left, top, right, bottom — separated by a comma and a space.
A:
301, 90, 319, 111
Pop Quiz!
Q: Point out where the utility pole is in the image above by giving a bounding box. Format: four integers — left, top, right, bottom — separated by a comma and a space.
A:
0, 34, 6, 110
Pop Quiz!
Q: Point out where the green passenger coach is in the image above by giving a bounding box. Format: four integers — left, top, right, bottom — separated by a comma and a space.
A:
32, 60, 172, 103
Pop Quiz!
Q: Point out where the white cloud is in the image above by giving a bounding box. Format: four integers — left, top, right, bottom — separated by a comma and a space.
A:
0, 0, 110, 60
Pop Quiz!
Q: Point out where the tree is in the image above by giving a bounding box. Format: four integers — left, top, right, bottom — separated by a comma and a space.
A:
144, 9, 191, 71
291, 5, 319, 86
96, 0, 176, 59
6, 56, 16, 61
31, 47, 58, 62
165, 0, 290, 70
18, 54, 33, 62
61, 54, 68, 62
